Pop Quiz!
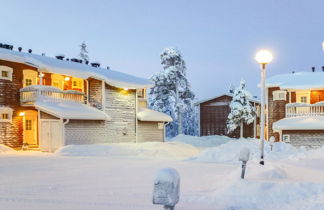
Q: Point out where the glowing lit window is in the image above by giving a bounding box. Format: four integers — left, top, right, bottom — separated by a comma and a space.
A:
25, 120, 32, 130
300, 96, 307, 103
72, 78, 84, 91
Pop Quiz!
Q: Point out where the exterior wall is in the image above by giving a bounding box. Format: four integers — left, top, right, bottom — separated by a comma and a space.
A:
268, 87, 288, 141
88, 78, 103, 110
65, 120, 108, 145
137, 121, 164, 142
40, 111, 59, 120
0, 60, 38, 148
104, 85, 136, 143
282, 130, 324, 148
310, 90, 324, 104
199, 95, 258, 138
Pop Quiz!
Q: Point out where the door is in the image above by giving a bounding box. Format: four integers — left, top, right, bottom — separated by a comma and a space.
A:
23, 110, 38, 145
39, 120, 63, 152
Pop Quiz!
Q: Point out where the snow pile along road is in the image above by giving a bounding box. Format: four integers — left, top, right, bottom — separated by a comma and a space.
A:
194, 139, 300, 163
0, 144, 16, 153
169, 134, 232, 148
56, 141, 199, 160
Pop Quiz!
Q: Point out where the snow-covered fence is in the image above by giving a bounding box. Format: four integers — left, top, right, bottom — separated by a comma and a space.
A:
20, 85, 84, 105
153, 168, 180, 210
286, 102, 324, 117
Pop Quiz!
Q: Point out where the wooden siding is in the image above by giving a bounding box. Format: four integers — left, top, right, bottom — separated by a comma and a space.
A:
104, 85, 136, 143
137, 121, 164, 142
199, 95, 257, 138
268, 87, 288, 141
283, 130, 324, 148
40, 111, 59, 120
88, 78, 103, 110
311, 90, 324, 104
0, 60, 38, 148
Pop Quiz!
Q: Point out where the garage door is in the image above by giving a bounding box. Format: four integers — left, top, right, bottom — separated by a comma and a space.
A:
39, 120, 63, 152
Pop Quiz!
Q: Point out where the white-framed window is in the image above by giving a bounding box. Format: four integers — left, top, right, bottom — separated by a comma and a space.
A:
137, 88, 146, 98
23, 70, 38, 87
72, 78, 84, 91
0, 107, 13, 123
296, 91, 310, 104
282, 134, 290, 143
0, 66, 13, 81
273, 90, 287, 101
51, 74, 64, 90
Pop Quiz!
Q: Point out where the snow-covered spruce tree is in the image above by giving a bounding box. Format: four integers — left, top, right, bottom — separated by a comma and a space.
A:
79, 42, 89, 63
227, 79, 256, 138
149, 47, 196, 137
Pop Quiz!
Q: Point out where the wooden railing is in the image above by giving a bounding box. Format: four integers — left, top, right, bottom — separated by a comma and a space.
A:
286, 102, 324, 117
20, 86, 85, 105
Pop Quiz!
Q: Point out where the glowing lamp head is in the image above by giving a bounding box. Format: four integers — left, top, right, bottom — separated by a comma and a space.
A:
322, 41, 324, 52
124, 88, 128, 91
64, 77, 70, 81
39, 73, 44, 77
255, 50, 273, 65
19, 112, 25, 116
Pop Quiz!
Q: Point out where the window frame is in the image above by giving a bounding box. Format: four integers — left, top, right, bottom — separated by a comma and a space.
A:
0, 66, 13, 81
273, 90, 287, 101
0, 107, 13, 123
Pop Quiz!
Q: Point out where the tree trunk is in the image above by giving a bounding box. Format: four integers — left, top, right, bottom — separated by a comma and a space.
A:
240, 120, 243, 138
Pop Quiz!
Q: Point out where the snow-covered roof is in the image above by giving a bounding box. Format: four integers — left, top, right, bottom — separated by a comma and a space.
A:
0, 48, 153, 89
137, 108, 173, 122
273, 116, 324, 131
35, 100, 110, 120
195, 93, 260, 106
266, 72, 324, 90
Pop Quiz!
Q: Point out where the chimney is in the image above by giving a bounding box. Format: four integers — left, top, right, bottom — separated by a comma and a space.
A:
18, 47, 22, 52
55, 54, 65, 60
106, 66, 110, 70
312, 67, 315, 72
322, 66, 324, 72
28, 49, 32, 53
0, 43, 13, 50
292, 71, 295, 74
85, 60, 89, 65
91, 62, 100, 68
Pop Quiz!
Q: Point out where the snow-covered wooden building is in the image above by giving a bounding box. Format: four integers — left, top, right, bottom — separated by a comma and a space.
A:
267, 71, 324, 147
196, 94, 260, 138
0, 44, 172, 151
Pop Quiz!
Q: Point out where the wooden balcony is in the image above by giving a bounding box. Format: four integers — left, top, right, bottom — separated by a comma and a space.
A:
20, 85, 85, 106
286, 102, 324, 117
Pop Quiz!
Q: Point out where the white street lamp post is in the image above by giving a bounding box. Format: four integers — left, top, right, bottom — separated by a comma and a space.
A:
255, 50, 273, 165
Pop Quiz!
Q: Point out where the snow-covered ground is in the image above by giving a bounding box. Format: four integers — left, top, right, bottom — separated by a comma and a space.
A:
1, 135, 324, 210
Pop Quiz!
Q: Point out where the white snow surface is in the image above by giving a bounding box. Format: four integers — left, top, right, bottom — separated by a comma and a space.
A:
137, 108, 173, 122
2, 135, 324, 209
35, 100, 110, 120
0, 47, 153, 89
266, 71, 324, 90
273, 116, 324, 130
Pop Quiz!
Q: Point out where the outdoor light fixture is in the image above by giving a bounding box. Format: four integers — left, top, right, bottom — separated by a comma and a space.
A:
19, 112, 25, 116
255, 49, 273, 165
39, 73, 44, 77
322, 41, 324, 53
124, 88, 128, 91
255, 50, 273, 65
65, 77, 70, 81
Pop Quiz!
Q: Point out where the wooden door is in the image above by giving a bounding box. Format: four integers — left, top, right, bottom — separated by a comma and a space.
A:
39, 120, 63, 152
23, 110, 38, 145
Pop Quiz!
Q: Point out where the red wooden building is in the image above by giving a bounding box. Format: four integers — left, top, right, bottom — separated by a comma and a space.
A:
196, 94, 260, 138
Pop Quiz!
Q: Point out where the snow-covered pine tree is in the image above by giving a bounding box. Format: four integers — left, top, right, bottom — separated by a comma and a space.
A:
227, 79, 256, 138
79, 42, 89, 63
149, 47, 196, 137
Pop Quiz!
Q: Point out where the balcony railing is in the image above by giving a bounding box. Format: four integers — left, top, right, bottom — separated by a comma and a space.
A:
286, 102, 324, 117
20, 85, 85, 105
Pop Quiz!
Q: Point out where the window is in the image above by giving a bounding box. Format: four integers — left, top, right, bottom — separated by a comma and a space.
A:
0, 66, 13, 81
72, 78, 84, 91
25, 120, 32, 130
0, 107, 13, 123
51, 74, 64, 90
273, 90, 287, 101
23, 70, 38, 87
300, 96, 307, 103
137, 89, 146, 98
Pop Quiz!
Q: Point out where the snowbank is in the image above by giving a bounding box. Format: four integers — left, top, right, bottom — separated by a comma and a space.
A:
194, 139, 299, 163
0, 144, 16, 153
169, 134, 231, 148
56, 142, 199, 160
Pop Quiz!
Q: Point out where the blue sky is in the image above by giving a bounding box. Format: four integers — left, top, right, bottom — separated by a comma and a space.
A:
1, 0, 324, 99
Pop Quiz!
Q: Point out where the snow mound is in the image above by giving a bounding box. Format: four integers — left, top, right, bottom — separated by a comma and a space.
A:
55, 142, 199, 160
169, 134, 231, 148
194, 139, 299, 163
0, 144, 15, 153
